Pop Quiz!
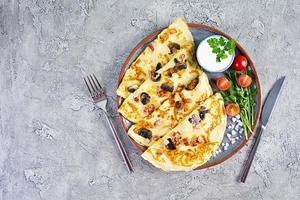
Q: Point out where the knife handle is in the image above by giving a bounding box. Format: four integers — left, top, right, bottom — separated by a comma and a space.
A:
240, 125, 265, 183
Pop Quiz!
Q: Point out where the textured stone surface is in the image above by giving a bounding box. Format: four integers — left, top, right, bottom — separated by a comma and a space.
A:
1, 0, 300, 199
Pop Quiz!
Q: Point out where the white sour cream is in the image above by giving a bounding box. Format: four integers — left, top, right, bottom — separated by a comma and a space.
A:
196, 35, 235, 72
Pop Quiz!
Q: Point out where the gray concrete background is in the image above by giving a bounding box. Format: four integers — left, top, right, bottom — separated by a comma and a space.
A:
1, 0, 300, 199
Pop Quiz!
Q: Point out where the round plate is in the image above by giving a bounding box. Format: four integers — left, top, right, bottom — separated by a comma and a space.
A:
117, 23, 262, 170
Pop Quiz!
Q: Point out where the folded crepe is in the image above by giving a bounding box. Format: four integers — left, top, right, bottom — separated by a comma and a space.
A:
142, 93, 226, 171
128, 71, 213, 147
118, 49, 198, 123
117, 17, 194, 98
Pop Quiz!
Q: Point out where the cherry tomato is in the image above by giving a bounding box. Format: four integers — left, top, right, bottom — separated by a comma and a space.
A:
216, 76, 231, 91
237, 74, 252, 88
232, 55, 248, 71
225, 103, 240, 116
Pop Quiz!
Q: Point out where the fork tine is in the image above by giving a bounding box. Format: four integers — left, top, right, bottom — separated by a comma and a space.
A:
84, 77, 92, 94
93, 74, 104, 90
87, 75, 95, 92
90, 75, 100, 91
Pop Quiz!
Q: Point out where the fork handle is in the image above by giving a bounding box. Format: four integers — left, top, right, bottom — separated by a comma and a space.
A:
102, 111, 134, 173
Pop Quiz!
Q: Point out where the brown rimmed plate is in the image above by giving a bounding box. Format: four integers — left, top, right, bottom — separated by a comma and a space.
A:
116, 23, 262, 170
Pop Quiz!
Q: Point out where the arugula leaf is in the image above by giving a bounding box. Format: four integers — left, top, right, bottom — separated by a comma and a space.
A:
250, 87, 258, 96
219, 69, 258, 139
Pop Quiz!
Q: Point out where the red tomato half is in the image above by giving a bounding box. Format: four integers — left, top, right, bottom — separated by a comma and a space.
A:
226, 103, 240, 116
216, 76, 231, 91
237, 74, 252, 88
232, 55, 248, 71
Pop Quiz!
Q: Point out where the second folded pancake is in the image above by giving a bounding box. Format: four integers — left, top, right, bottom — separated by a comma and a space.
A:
128, 71, 213, 146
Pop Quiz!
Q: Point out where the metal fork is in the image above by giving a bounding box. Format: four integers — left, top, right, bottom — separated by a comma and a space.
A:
84, 74, 134, 173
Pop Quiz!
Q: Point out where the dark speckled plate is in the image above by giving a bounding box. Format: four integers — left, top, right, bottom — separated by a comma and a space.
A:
116, 23, 262, 170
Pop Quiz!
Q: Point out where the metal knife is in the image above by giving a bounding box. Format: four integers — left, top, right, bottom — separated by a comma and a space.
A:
240, 76, 286, 183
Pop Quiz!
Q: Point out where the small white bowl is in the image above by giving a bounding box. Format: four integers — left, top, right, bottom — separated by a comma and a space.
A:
196, 35, 235, 73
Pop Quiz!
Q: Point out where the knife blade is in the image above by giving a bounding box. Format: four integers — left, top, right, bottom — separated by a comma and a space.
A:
240, 76, 285, 183
261, 76, 286, 127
